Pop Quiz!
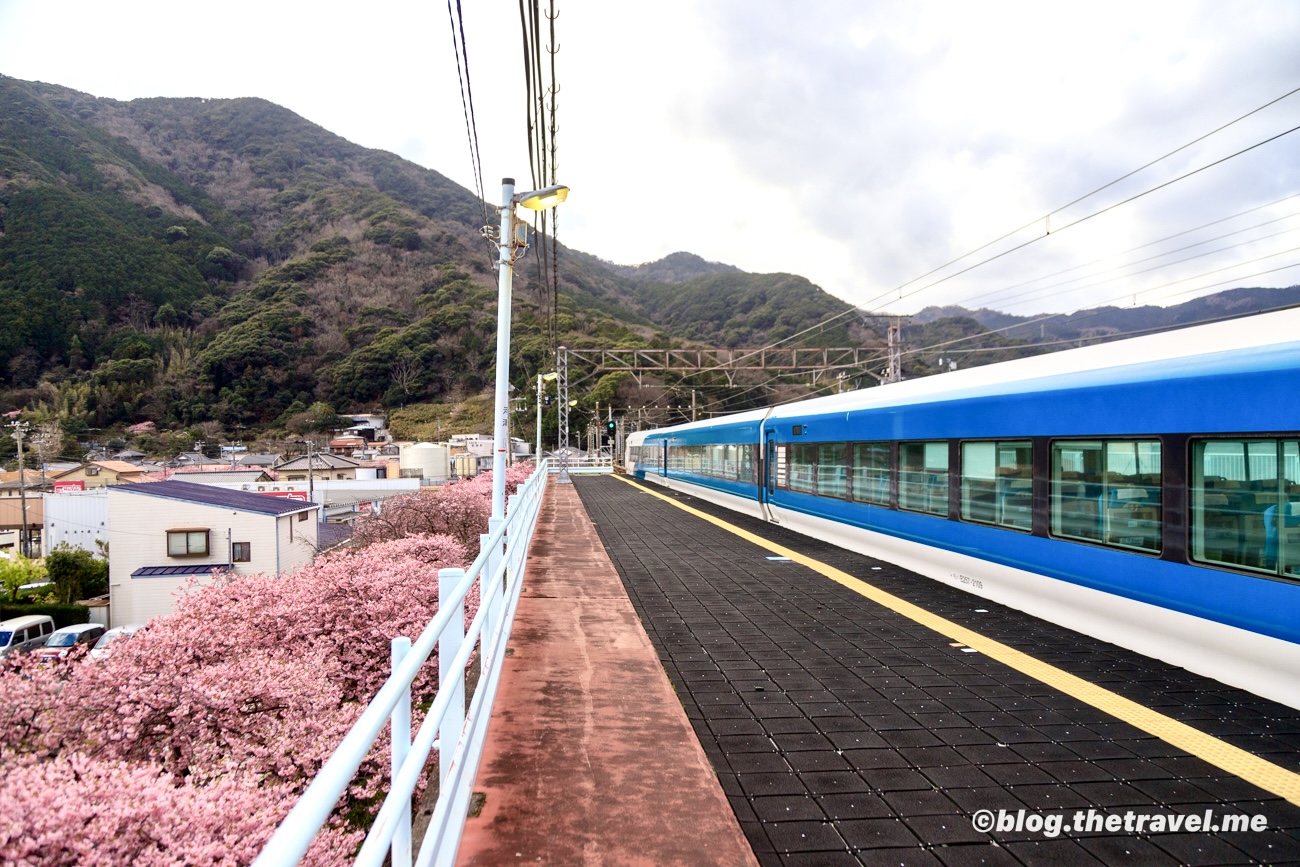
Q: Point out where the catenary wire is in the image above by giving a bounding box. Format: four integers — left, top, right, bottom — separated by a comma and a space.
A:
971, 192, 1300, 302
688, 89, 1300, 375
876, 83, 1300, 305
446, 0, 487, 228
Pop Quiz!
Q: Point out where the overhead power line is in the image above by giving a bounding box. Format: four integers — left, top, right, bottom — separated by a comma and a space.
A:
519, 0, 563, 349
682, 83, 1300, 380
875, 83, 1300, 308
445, 0, 487, 228
970, 192, 1300, 304
864, 120, 1300, 314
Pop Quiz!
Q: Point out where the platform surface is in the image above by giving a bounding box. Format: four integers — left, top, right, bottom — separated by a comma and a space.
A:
456, 479, 759, 866
574, 475, 1300, 867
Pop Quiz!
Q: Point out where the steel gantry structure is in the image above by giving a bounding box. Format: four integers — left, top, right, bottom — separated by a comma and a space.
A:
552, 334, 905, 449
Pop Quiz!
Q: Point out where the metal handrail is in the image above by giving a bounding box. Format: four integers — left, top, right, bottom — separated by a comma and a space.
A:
253, 461, 549, 867
545, 454, 614, 474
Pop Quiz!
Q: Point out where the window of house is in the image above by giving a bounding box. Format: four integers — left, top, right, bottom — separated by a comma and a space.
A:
167, 529, 209, 556
298, 511, 308, 522
962, 441, 1032, 530
1051, 440, 1161, 553
232, 542, 251, 562
899, 442, 949, 516
1191, 438, 1300, 576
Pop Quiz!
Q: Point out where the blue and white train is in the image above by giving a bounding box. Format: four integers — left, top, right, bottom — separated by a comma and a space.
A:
625, 308, 1300, 708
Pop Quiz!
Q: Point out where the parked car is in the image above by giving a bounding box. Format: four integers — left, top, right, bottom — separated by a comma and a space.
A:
0, 615, 55, 658
33, 623, 107, 662
88, 623, 145, 659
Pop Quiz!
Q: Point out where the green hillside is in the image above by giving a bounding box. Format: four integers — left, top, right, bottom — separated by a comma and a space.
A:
2, 73, 1294, 455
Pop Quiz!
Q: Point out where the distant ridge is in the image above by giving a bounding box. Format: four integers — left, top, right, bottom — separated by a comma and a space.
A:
910, 285, 1300, 342
604, 251, 742, 284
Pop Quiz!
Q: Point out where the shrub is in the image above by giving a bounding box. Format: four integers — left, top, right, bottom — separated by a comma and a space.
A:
0, 603, 89, 629
44, 545, 108, 604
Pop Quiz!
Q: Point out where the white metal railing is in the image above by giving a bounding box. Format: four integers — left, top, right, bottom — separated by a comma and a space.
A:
546, 453, 614, 474
253, 460, 549, 867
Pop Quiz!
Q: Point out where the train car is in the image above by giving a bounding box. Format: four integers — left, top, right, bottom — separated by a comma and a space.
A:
625, 308, 1300, 708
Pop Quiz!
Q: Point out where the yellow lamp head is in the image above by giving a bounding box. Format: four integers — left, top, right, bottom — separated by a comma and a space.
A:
514, 184, 570, 211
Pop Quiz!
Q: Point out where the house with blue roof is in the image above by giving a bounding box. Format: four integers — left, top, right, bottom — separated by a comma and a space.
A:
107, 479, 322, 627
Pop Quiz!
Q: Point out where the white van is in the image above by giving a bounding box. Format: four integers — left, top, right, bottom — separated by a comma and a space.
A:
0, 615, 56, 658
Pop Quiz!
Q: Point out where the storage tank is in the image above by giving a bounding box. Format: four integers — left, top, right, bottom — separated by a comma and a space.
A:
399, 442, 450, 481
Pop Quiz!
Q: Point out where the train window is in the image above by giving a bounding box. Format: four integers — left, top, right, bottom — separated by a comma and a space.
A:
1050, 440, 1161, 553
741, 444, 755, 485
817, 443, 848, 498
962, 441, 1032, 530
851, 442, 890, 505
789, 443, 818, 494
1191, 439, 1300, 578
899, 442, 948, 516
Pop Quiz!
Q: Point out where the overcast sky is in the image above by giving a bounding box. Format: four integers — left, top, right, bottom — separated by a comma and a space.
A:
2, 0, 1298, 316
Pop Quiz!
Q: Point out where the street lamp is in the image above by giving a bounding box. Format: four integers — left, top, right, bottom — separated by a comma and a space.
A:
491, 178, 569, 520
536, 371, 558, 465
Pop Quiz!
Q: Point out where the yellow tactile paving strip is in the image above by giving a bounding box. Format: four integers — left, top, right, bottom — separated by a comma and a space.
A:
618, 476, 1300, 808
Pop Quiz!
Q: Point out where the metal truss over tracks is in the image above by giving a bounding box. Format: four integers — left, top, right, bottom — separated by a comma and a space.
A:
558, 346, 889, 387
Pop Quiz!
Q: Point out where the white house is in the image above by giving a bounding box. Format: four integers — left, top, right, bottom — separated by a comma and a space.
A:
107, 480, 321, 628
43, 488, 109, 556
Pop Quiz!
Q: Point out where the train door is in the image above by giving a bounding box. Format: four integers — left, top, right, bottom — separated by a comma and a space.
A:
661, 440, 668, 477
762, 428, 779, 523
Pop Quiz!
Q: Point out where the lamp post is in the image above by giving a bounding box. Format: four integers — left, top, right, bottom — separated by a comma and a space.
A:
490, 178, 569, 519
536, 371, 557, 466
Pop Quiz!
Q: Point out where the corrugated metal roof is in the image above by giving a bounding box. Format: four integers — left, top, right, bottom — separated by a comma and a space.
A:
275, 454, 361, 470
130, 563, 231, 578
113, 479, 320, 516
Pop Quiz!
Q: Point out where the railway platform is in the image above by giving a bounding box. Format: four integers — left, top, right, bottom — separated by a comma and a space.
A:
456, 479, 757, 866
461, 474, 1300, 866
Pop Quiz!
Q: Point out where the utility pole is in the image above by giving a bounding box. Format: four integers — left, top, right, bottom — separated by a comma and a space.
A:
886, 320, 903, 384
10, 421, 30, 557
556, 346, 572, 484
297, 440, 316, 503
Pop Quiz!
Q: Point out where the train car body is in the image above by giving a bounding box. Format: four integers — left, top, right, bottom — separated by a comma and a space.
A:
626, 310, 1300, 708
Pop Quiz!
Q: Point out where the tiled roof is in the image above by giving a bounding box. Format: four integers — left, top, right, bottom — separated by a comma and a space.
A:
318, 523, 354, 548
113, 479, 319, 516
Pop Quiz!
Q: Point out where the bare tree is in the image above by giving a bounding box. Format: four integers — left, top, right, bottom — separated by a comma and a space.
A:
390, 355, 421, 399
31, 420, 64, 473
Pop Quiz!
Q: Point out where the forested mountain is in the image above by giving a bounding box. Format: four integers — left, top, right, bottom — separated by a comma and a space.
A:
1, 73, 1296, 452
0, 75, 886, 442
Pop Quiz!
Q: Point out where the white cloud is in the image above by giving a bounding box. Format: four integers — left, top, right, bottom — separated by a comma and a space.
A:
2, 0, 1298, 315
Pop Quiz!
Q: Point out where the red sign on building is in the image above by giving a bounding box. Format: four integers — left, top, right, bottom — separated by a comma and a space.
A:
260, 490, 310, 502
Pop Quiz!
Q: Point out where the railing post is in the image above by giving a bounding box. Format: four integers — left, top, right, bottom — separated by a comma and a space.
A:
506, 494, 521, 578
482, 517, 505, 668
390, 636, 412, 867
437, 568, 466, 791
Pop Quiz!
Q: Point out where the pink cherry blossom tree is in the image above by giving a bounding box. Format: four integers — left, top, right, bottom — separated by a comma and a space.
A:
0, 464, 534, 866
